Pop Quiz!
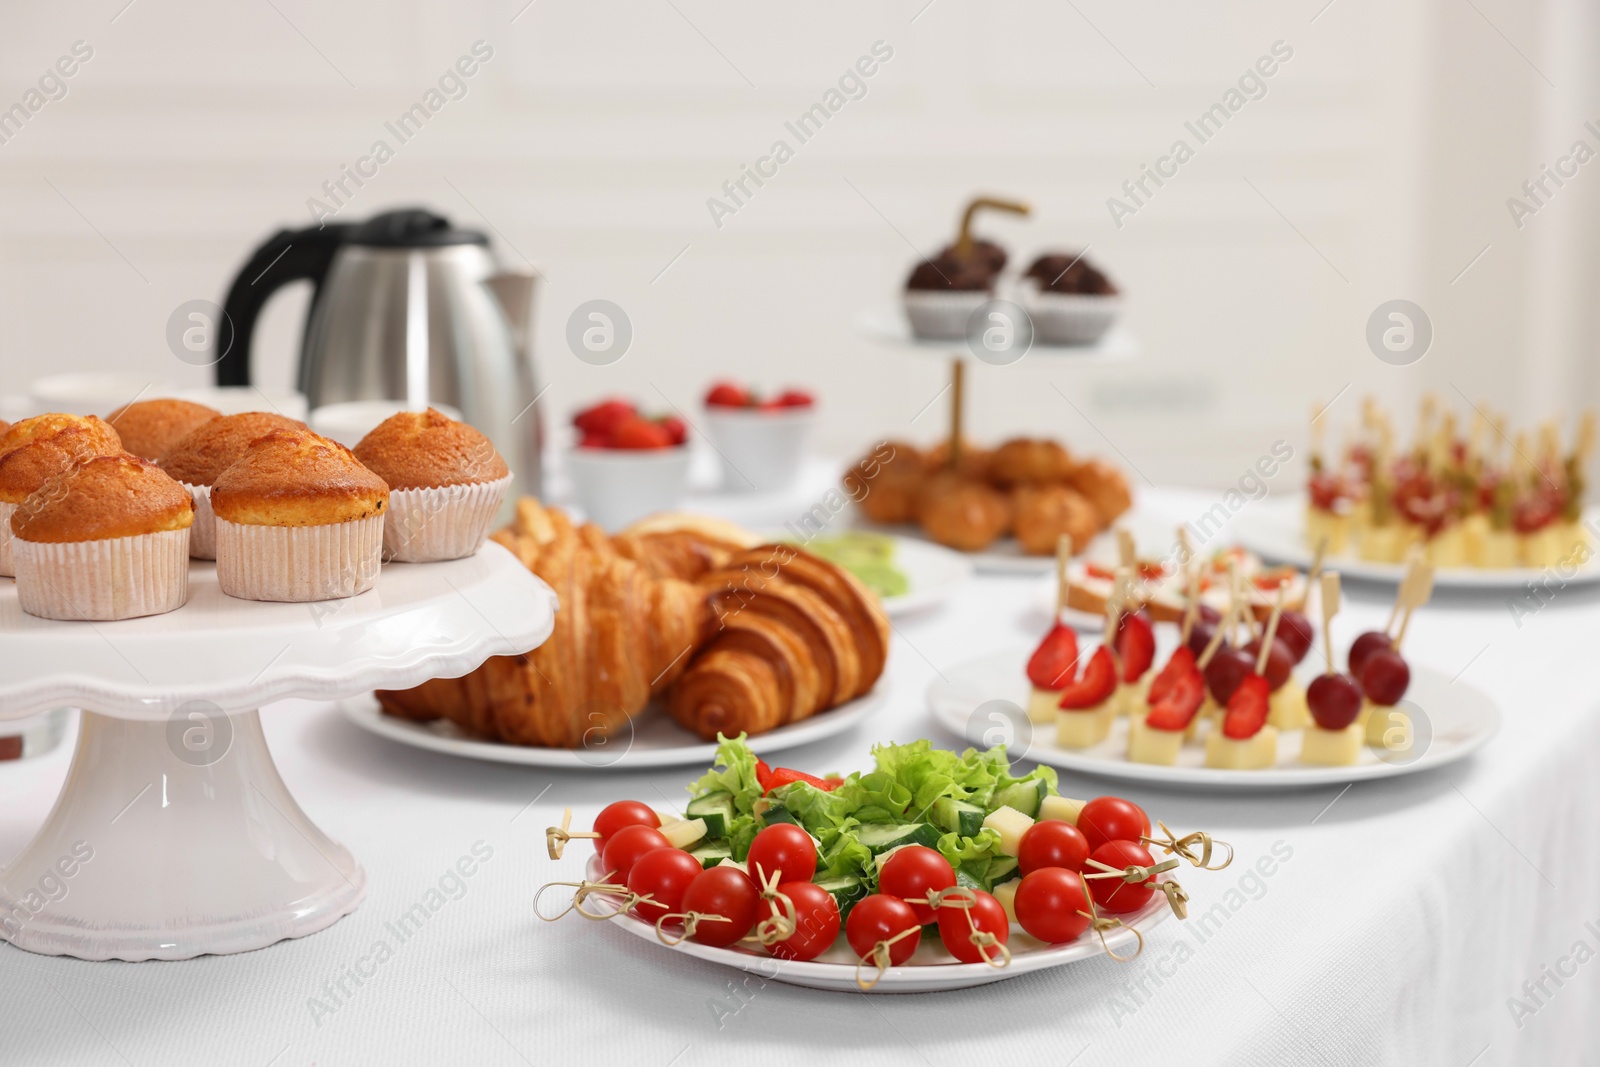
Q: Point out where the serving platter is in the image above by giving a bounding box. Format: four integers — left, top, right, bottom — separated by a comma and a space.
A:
576, 854, 1167, 992
1235, 494, 1600, 591
343, 686, 885, 770
928, 648, 1499, 790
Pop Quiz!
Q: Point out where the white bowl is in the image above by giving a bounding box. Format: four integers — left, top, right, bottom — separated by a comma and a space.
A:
29, 373, 174, 417
566, 445, 691, 531
702, 405, 816, 493
308, 400, 462, 448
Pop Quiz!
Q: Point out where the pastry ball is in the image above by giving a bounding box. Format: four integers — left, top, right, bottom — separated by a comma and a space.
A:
353, 408, 508, 490
1012, 484, 1099, 556
1065, 457, 1133, 528
106, 398, 219, 461
12, 453, 193, 543
158, 411, 305, 486
989, 438, 1073, 486
211, 429, 389, 527
0, 413, 121, 460
922, 438, 995, 482
0, 426, 125, 504
846, 441, 926, 525
916, 470, 1011, 551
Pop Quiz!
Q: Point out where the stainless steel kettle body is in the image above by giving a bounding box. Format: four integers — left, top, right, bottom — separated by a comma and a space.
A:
214, 208, 541, 507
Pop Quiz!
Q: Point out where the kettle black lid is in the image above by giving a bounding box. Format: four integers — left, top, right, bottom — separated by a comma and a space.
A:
347, 208, 488, 248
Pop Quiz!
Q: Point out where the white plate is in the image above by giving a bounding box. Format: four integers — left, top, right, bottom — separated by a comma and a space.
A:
850, 522, 1070, 575
928, 648, 1499, 790
342, 686, 886, 770
1235, 494, 1600, 591
578, 855, 1168, 992
774, 532, 974, 616
854, 306, 1140, 362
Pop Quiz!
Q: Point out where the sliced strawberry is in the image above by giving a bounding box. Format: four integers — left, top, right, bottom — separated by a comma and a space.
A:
610, 416, 674, 450
1221, 674, 1271, 740
1058, 645, 1117, 710
1115, 610, 1155, 683
1146, 646, 1195, 705
705, 382, 752, 408
1085, 562, 1115, 581
775, 389, 815, 408
1026, 623, 1080, 690
1144, 668, 1204, 732
573, 398, 636, 436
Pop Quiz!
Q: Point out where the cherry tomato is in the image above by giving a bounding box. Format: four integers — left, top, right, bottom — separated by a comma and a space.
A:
745, 824, 818, 886
762, 881, 840, 961
878, 845, 956, 925
845, 894, 922, 966
600, 824, 671, 884
1087, 839, 1157, 915
1018, 820, 1090, 876
679, 866, 760, 947
1076, 797, 1150, 853
592, 800, 660, 856
1013, 868, 1092, 944
936, 889, 1010, 964
626, 847, 702, 924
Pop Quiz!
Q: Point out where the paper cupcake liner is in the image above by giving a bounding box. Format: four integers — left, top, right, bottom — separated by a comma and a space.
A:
1022, 289, 1120, 345
14, 529, 190, 621
214, 514, 384, 603
182, 482, 216, 560
902, 289, 991, 341
0, 501, 15, 578
383, 475, 511, 563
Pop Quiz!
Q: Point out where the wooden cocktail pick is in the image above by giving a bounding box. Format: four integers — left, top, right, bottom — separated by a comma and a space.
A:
1055, 533, 1073, 616
1116, 527, 1137, 569
1179, 557, 1202, 646
1392, 556, 1435, 651
1319, 571, 1341, 676
1196, 598, 1237, 671
953, 196, 1030, 258
1254, 587, 1285, 677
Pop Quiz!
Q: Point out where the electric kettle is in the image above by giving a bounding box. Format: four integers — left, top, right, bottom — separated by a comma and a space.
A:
213, 208, 541, 503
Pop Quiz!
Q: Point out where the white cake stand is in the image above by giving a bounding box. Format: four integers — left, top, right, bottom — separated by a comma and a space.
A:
0, 542, 556, 961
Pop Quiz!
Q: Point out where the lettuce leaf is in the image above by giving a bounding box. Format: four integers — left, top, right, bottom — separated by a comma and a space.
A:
686, 733, 764, 858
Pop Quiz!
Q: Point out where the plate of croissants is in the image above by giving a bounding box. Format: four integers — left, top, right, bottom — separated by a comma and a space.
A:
351, 500, 891, 768
843, 437, 1134, 572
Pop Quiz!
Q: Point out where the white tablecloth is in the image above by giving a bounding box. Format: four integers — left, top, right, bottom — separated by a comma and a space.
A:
3, 489, 1597, 1067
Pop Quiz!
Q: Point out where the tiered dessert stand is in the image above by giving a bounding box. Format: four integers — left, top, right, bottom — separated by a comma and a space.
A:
0, 543, 556, 961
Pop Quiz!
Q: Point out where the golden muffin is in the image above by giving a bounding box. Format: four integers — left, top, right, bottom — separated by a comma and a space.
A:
210, 429, 389, 603
353, 408, 508, 490
353, 409, 511, 563
107, 398, 219, 461
11, 454, 193, 621
0, 421, 127, 577
158, 411, 303, 560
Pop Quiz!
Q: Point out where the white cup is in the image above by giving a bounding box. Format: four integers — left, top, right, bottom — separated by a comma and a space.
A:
702, 406, 816, 493
566, 445, 691, 531
308, 400, 463, 448
29, 373, 174, 417
174, 385, 311, 421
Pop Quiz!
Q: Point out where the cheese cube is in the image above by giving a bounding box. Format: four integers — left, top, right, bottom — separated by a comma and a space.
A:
1027, 687, 1063, 725
1267, 681, 1310, 731
982, 805, 1035, 858
1366, 705, 1411, 752
1306, 506, 1350, 554
1056, 702, 1116, 749
1478, 528, 1518, 568
1038, 794, 1085, 826
992, 878, 1023, 924
1204, 725, 1279, 769
660, 817, 707, 849
1127, 717, 1184, 766
1300, 723, 1364, 766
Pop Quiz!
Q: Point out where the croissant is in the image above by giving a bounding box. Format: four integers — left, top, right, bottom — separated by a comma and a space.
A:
376, 499, 713, 748
667, 543, 890, 740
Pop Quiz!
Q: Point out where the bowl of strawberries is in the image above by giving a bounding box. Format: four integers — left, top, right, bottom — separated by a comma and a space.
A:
702, 381, 816, 493
567, 398, 691, 530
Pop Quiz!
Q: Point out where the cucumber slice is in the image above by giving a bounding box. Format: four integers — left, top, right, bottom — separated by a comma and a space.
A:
814, 876, 867, 914
853, 823, 943, 854
987, 856, 1019, 885
990, 779, 1046, 819
932, 798, 987, 838
685, 793, 735, 838
688, 842, 732, 869
761, 804, 799, 827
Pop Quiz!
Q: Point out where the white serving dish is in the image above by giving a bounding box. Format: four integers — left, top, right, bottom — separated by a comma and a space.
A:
702, 404, 816, 492
566, 444, 692, 531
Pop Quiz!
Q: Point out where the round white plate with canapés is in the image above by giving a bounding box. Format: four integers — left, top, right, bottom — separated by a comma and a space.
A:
928, 648, 1500, 790
569, 854, 1168, 993
1234, 493, 1600, 591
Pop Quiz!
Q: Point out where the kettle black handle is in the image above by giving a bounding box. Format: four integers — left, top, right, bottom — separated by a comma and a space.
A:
215, 224, 350, 386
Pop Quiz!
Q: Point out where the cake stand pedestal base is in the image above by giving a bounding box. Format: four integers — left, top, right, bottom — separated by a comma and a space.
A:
0, 710, 365, 961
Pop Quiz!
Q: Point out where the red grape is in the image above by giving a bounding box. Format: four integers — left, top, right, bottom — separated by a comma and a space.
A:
1306, 673, 1364, 730
1359, 649, 1410, 706
1348, 630, 1393, 679
1277, 610, 1315, 663
1204, 647, 1255, 704
1243, 636, 1294, 690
